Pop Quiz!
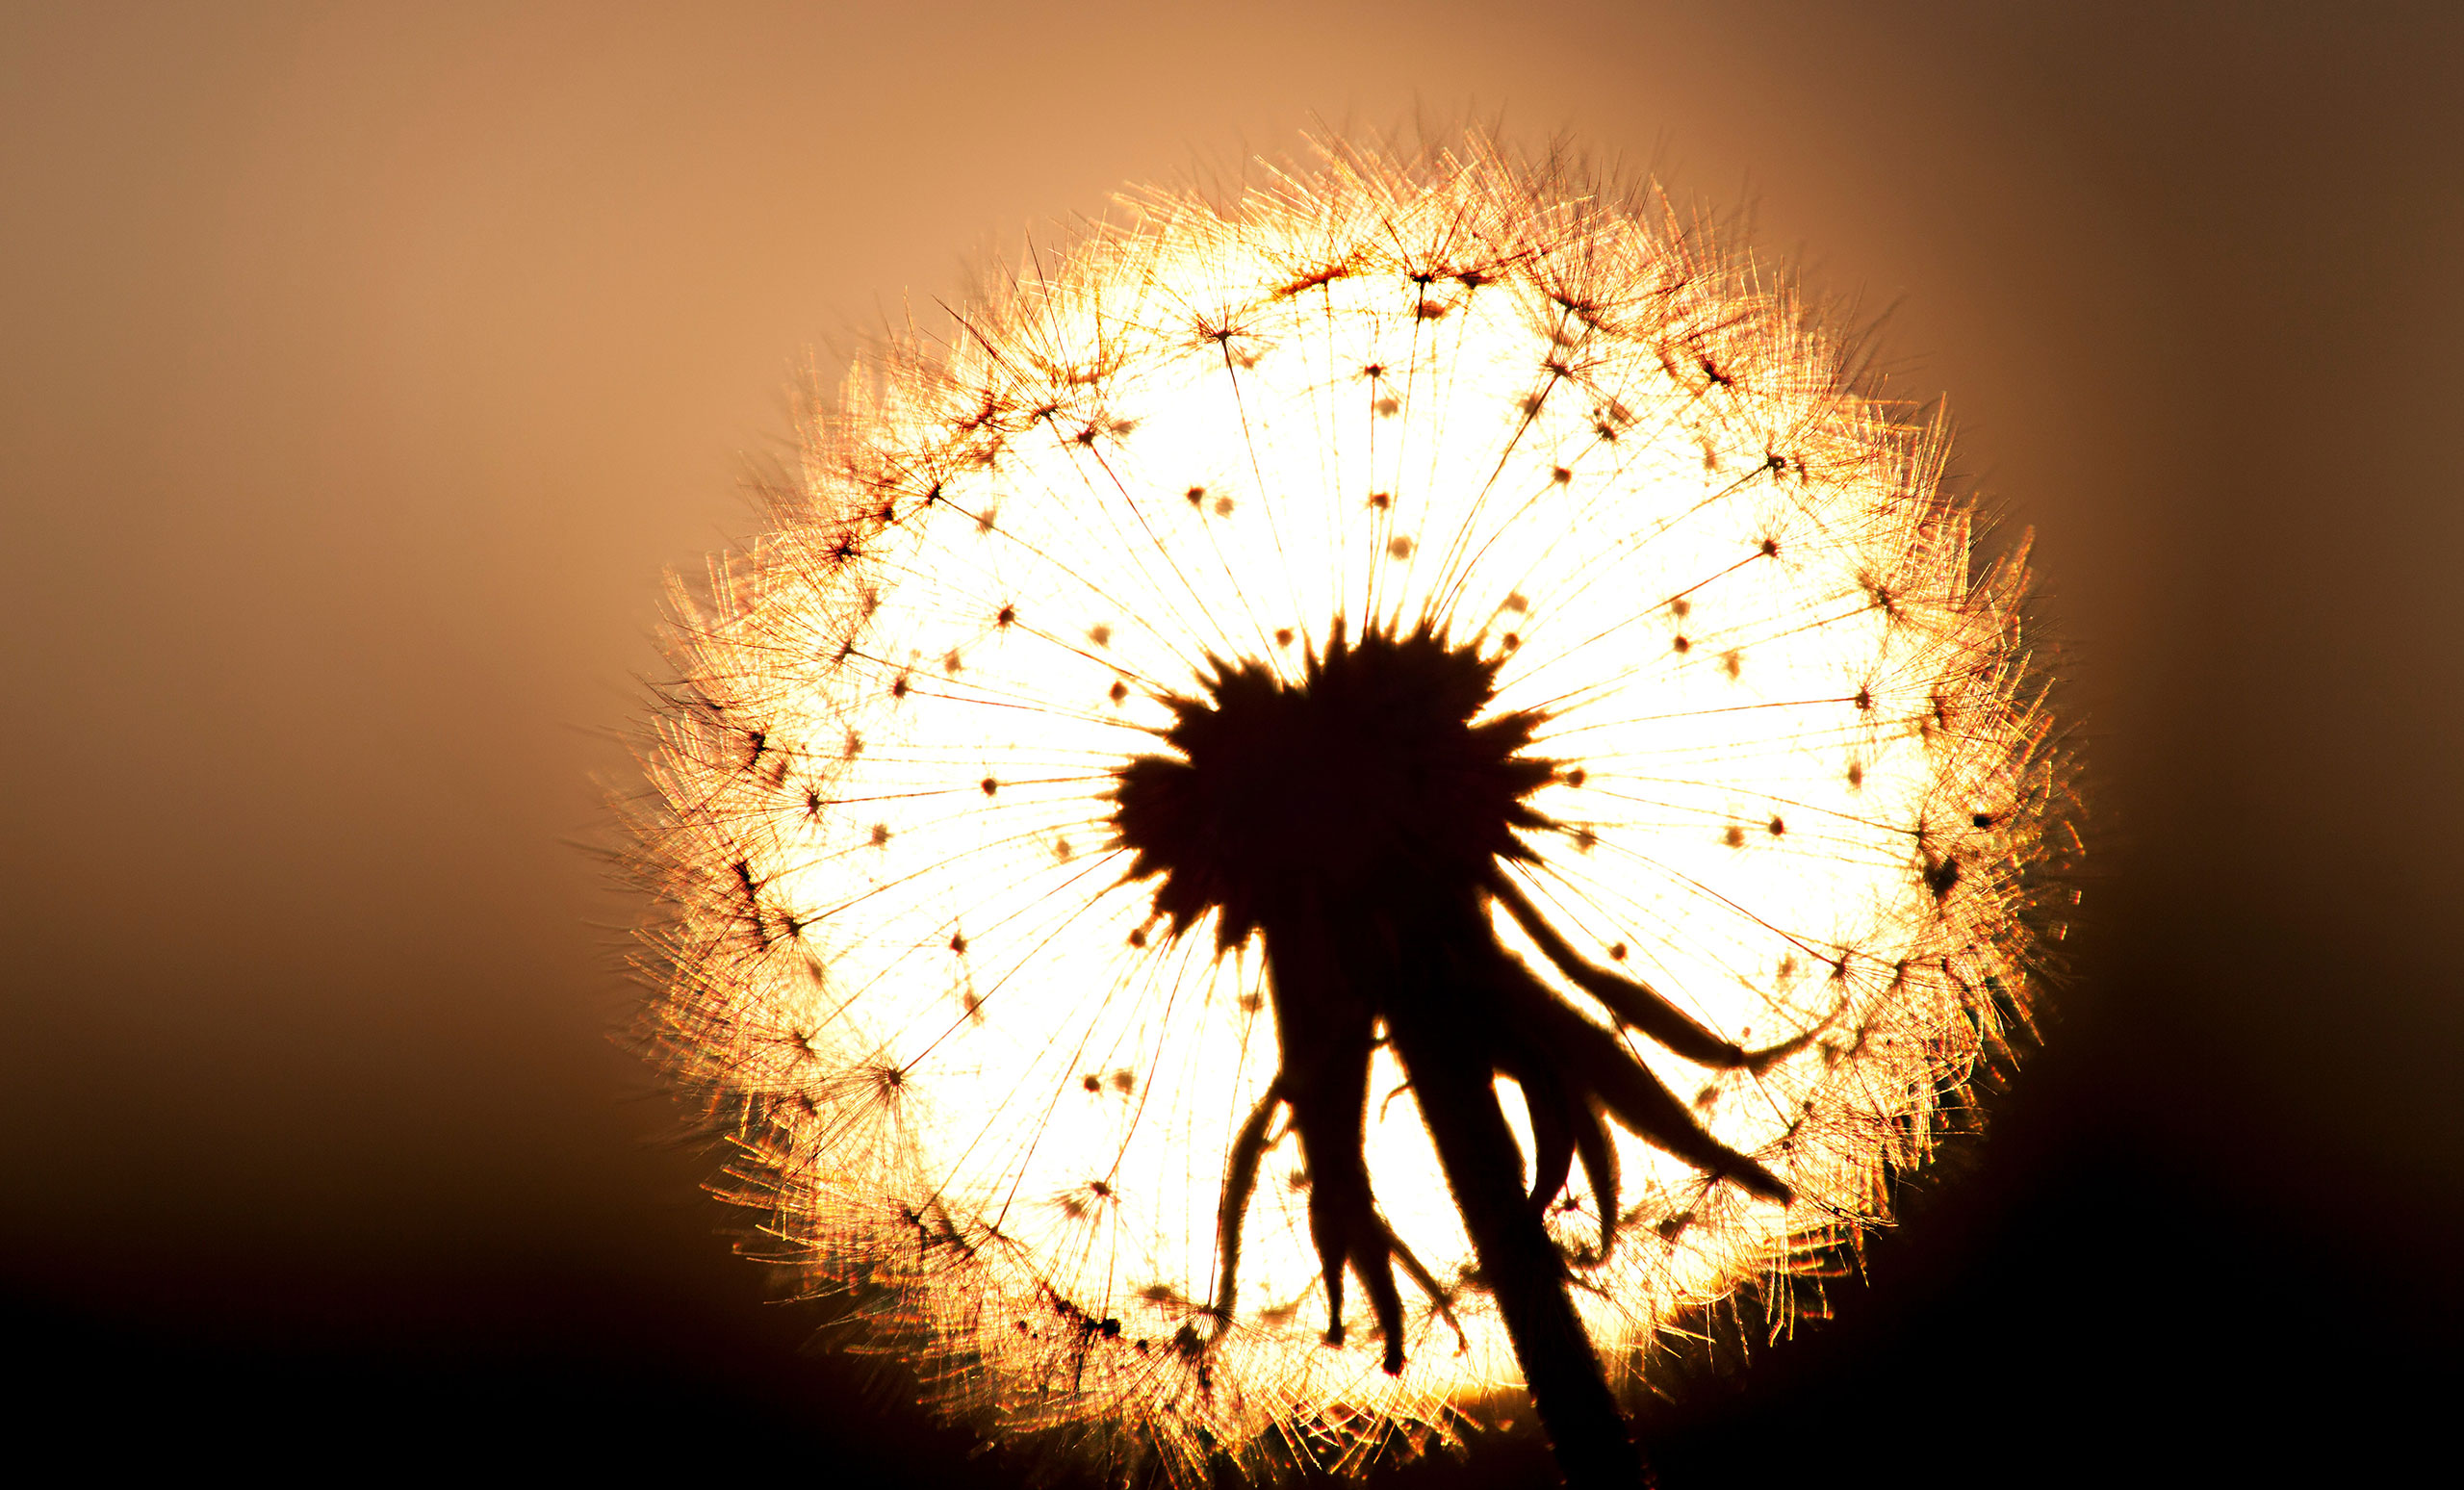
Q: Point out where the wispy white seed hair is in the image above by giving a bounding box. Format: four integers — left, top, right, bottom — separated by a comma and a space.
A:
628, 136, 2066, 1483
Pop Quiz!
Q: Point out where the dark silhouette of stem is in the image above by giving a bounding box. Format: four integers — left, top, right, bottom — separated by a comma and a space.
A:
1387, 986, 1649, 1488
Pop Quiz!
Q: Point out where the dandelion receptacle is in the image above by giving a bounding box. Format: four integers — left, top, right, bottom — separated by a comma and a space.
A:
627, 136, 2067, 1486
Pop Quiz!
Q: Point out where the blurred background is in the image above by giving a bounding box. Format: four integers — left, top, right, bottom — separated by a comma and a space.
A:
5, 2, 2457, 1480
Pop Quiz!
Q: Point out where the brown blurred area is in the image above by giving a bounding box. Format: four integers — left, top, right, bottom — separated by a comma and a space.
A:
4, 1, 2458, 1480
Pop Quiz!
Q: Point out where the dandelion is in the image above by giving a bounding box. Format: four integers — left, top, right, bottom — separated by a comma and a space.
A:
627, 135, 2068, 1486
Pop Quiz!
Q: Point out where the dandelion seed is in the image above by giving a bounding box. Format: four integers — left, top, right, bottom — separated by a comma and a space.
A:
627, 134, 2069, 1486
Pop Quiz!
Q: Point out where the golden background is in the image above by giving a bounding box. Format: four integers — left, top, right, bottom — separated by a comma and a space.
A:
5, 2, 2456, 1480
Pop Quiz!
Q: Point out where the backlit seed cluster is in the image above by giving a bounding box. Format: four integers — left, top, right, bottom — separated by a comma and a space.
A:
629, 139, 2066, 1481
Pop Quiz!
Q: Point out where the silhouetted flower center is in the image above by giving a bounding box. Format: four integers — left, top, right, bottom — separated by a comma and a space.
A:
1111, 625, 1556, 948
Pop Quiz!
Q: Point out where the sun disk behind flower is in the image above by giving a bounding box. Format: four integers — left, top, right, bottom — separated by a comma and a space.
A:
628, 134, 2066, 1486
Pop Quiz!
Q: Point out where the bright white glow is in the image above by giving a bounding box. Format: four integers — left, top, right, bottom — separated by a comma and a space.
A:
631, 139, 2063, 1480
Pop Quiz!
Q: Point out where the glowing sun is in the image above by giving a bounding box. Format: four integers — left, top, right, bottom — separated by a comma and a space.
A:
627, 135, 2068, 1485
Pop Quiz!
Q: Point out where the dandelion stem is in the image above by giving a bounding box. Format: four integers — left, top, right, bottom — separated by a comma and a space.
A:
1386, 944, 1649, 1488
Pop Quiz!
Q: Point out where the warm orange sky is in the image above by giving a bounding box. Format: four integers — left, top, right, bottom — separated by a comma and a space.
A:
4, 2, 2458, 1480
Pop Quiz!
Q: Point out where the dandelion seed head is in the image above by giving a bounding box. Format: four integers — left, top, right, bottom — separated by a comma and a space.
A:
629, 135, 2066, 1482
